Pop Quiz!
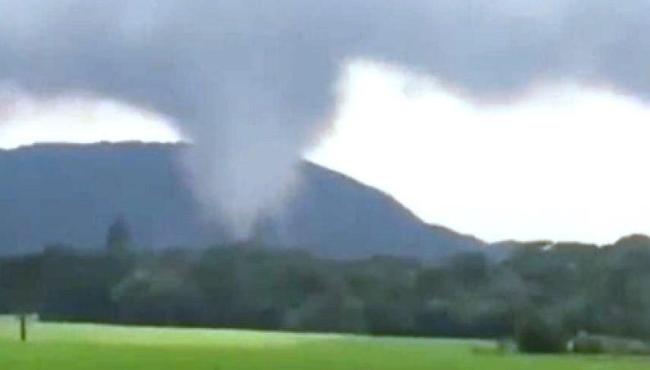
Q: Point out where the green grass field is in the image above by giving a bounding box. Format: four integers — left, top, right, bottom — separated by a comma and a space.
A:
0, 317, 648, 370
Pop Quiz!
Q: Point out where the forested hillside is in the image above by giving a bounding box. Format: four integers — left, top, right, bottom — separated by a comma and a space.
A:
1, 232, 650, 345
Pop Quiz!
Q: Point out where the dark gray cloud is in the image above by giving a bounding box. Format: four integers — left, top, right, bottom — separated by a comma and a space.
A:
0, 0, 648, 236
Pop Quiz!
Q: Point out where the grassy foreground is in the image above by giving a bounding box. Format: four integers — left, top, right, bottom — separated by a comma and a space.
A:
0, 317, 648, 370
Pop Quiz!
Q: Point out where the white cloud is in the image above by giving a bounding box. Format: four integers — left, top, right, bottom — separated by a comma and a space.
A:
0, 95, 182, 149
308, 61, 650, 244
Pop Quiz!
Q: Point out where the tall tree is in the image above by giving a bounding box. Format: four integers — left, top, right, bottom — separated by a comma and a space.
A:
0, 256, 43, 341
106, 215, 132, 255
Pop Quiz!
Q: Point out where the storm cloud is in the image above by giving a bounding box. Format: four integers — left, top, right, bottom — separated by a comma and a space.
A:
0, 0, 648, 237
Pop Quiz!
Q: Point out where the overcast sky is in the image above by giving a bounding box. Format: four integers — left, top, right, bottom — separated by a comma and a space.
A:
309, 61, 650, 244
2, 59, 650, 244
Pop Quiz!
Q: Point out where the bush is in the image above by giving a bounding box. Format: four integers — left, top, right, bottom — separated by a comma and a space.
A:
515, 314, 567, 353
571, 333, 650, 355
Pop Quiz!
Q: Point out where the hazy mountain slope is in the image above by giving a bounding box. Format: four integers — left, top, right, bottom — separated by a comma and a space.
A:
0, 143, 218, 253
0, 143, 484, 258
271, 163, 485, 258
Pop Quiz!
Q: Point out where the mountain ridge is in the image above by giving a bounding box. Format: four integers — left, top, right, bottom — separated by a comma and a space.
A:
0, 142, 485, 259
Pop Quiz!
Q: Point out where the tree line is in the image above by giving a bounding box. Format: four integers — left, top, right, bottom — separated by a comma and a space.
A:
1, 219, 650, 351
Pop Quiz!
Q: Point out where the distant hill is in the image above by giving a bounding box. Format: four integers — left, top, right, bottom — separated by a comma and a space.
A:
0, 143, 485, 258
